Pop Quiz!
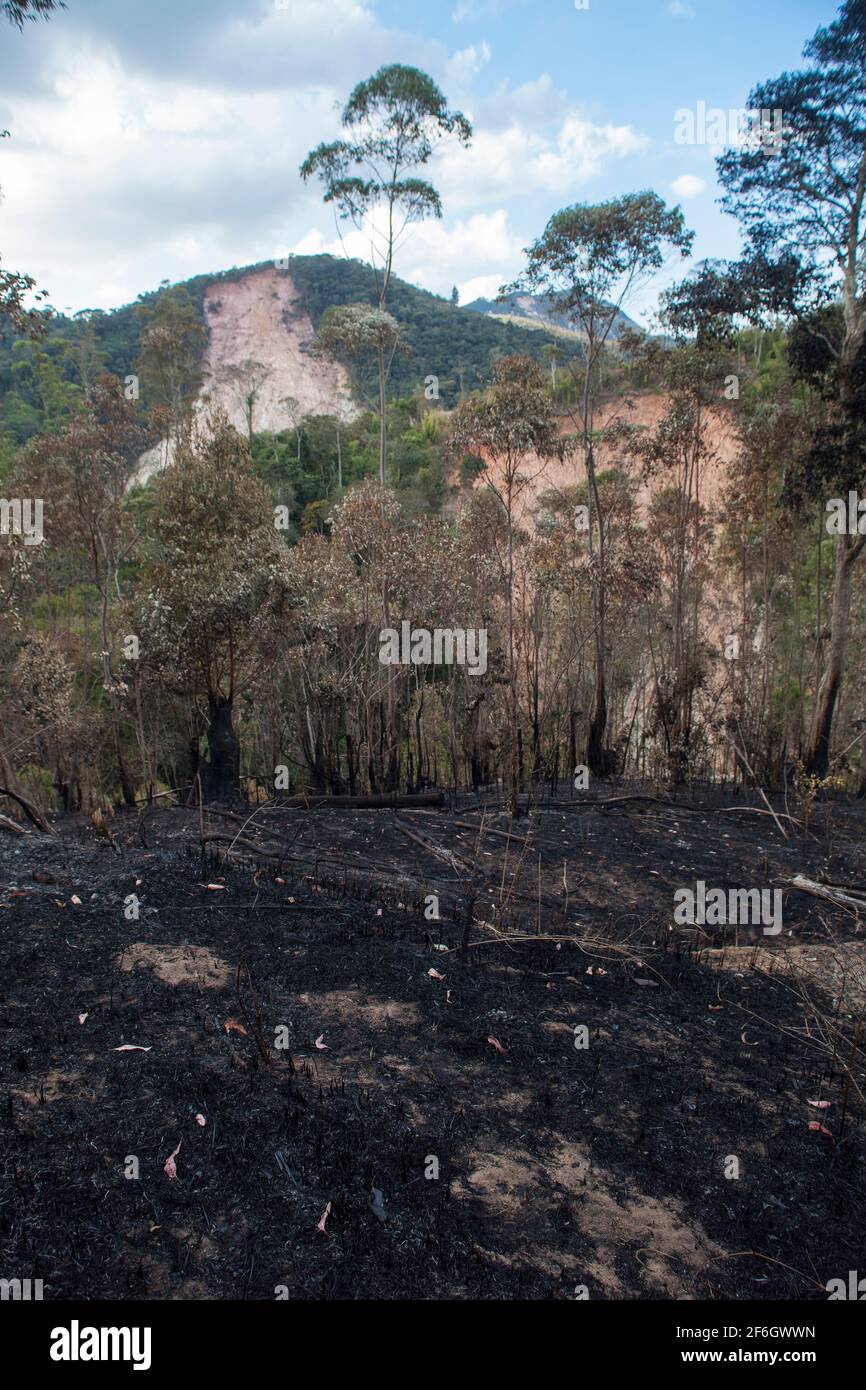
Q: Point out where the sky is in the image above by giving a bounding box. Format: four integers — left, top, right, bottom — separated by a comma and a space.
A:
0, 0, 835, 327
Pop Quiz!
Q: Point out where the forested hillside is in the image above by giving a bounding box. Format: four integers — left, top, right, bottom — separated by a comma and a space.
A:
0, 254, 581, 472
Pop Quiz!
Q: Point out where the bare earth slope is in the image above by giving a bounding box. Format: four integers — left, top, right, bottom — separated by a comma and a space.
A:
136, 267, 357, 483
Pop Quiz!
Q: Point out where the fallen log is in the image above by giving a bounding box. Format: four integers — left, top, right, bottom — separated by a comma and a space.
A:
270, 792, 445, 810
0, 785, 54, 834
0, 812, 29, 836
790, 875, 866, 916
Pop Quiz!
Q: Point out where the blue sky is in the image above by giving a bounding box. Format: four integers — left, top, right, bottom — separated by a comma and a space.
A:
0, 0, 834, 324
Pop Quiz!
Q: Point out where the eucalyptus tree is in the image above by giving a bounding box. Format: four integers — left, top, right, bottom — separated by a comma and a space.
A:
140, 419, 292, 802
448, 355, 563, 812
301, 64, 471, 482
714, 0, 866, 775
507, 193, 693, 774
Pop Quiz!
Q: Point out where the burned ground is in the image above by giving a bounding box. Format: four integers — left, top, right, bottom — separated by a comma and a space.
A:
1, 790, 865, 1301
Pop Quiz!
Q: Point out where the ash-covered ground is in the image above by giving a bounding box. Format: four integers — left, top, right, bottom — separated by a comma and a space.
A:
1, 789, 865, 1300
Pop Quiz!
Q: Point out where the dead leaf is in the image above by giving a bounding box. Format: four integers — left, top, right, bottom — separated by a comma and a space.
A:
164, 1139, 181, 1179
78, 1013, 89, 1025
806, 1099, 831, 1109
195, 1113, 206, 1127
70, 895, 82, 906
487, 1035, 508, 1055
202, 883, 226, 892
808, 1121, 834, 1137
316, 1201, 332, 1233
224, 1018, 248, 1036
112, 1044, 151, 1052
428, 968, 445, 980
314, 1034, 328, 1050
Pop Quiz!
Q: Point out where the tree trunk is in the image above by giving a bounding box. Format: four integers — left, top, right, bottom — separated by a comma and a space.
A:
807, 531, 861, 776
377, 345, 387, 486
806, 334, 866, 777
204, 695, 240, 802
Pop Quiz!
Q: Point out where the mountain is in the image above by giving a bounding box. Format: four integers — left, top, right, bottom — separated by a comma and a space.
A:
463, 290, 641, 341
0, 255, 586, 472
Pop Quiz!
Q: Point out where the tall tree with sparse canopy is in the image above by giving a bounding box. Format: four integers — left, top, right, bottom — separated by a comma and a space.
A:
507, 193, 693, 775
715, 0, 866, 778
300, 65, 471, 483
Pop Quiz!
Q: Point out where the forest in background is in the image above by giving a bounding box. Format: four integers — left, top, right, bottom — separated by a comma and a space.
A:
1, 1, 865, 820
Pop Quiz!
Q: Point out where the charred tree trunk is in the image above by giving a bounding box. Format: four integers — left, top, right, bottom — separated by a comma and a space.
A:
806, 317, 866, 775
204, 695, 240, 803
807, 530, 861, 776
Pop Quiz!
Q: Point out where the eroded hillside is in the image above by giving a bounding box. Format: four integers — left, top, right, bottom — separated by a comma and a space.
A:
136, 267, 358, 482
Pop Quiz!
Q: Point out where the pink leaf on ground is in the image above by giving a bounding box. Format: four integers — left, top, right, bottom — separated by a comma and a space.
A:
806, 1099, 831, 1109
808, 1121, 834, 1137
224, 1018, 247, 1036
195, 1113, 206, 1127
70, 895, 82, 906
78, 1013, 88, 1025
487, 1035, 508, 1055
164, 1140, 181, 1179
316, 1201, 332, 1233
314, 1034, 328, 1050
112, 1045, 151, 1052
202, 883, 226, 891
428, 969, 445, 980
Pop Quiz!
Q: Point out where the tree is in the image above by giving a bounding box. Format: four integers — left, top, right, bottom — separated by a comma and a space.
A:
140, 418, 291, 802
301, 64, 471, 481
135, 285, 207, 441
0, 260, 50, 337
21, 376, 145, 804
224, 359, 272, 442
716, 0, 866, 776
507, 192, 694, 774
448, 356, 563, 812
314, 303, 408, 483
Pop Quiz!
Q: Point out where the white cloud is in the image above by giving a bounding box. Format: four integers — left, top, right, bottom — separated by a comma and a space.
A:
436, 112, 649, 207
292, 207, 522, 300
666, 1, 696, 17
0, 2, 650, 314
458, 273, 505, 303
670, 174, 706, 199
448, 41, 492, 85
